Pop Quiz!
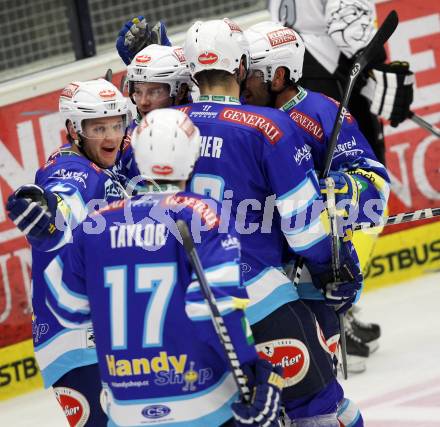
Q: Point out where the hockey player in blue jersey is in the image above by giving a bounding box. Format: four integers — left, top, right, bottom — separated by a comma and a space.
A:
178, 18, 365, 426
6, 79, 130, 426
117, 43, 192, 190
242, 21, 392, 425
45, 108, 284, 427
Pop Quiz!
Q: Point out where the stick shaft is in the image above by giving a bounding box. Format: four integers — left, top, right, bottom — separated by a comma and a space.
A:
409, 112, 440, 138
176, 220, 251, 401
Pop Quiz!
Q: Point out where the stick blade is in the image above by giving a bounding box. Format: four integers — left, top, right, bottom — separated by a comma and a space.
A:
359, 10, 399, 69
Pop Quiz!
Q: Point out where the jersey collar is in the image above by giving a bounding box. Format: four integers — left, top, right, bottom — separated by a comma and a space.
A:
197, 95, 241, 105
139, 183, 181, 194
280, 86, 307, 112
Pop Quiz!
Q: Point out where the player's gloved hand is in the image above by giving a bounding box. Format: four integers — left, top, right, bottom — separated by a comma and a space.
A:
232, 359, 283, 427
320, 171, 359, 213
6, 184, 58, 240
362, 61, 414, 127
116, 16, 171, 65
320, 172, 359, 237
309, 240, 363, 314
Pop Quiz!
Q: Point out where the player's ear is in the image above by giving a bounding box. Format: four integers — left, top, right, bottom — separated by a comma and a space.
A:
238, 57, 248, 82
272, 67, 286, 91
66, 120, 80, 141
176, 83, 190, 105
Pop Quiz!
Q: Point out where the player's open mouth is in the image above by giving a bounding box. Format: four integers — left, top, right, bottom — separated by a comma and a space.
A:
102, 147, 117, 153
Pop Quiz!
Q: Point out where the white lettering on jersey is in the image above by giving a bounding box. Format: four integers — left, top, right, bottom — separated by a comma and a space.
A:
109, 223, 167, 249
200, 136, 223, 158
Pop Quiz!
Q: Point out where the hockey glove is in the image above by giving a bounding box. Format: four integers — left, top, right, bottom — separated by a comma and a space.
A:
320, 172, 359, 237
116, 16, 171, 65
6, 184, 58, 240
362, 61, 414, 127
309, 240, 363, 315
232, 359, 283, 427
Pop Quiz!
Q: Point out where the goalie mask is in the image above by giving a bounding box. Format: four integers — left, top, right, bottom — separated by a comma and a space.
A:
131, 108, 201, 181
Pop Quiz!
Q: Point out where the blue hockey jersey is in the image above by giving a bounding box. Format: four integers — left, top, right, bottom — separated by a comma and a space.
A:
280, 86, 390, 218
45, 190, 257, 426
178, 96, 334, 325
31, 149, 126, 387
279, 87, 390, 300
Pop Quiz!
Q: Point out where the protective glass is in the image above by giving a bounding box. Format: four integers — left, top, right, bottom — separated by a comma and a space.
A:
81, 117, 127, 139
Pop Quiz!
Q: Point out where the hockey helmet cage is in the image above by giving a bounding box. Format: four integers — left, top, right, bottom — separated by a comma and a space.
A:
127, 44, 191, 97
131, 108, 201, 181
244, 21, 305, 83
184, 18, 250, 80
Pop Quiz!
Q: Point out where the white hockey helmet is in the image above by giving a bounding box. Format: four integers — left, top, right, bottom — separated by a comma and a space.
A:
131, 108, 201, 181
59, 78, 130, 136
127, 44, 191, 97
184, 18, 250, 80
244, 21, 305, 83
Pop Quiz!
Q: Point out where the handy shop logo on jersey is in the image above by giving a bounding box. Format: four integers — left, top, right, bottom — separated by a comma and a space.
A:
142, 404, 171, 419
267, 28, 297, 47
198, 52, 219, 65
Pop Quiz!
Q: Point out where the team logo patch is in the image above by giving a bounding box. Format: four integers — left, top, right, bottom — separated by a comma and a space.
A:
163, 195, 219, 229
173, 48, 186, 63
99, 89, 116, 99
315, 319, 340, 356
224, 18, 242, 32
198, 52, 219, 65
219, 108, 283, 144
179, 115, 197, 138
267, 28, 297, 47
289, 110, 324, 142
142, 404, 171, 419
256, 338, 310, 387
324, 96, 354, 123
152, 165, 174, 176
53, 387, 90, 427
60, 83, 79, 99
177, 106, 192, 115
136, 55, 152, 64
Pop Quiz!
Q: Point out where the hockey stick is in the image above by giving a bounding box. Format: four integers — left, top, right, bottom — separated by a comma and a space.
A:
408, 112, 440, 138
176, 220, 251, 402
322, 10, 399, 177
353, 207, 440, 231
325, 178, 348, 378
289, 10, 399, 378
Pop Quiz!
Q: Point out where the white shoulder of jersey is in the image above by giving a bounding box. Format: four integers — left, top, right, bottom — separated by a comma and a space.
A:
268, 0, 376, 72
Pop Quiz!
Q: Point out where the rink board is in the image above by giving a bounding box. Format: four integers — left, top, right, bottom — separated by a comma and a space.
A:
0, 339, 43, 401
363, 221, 440, 290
